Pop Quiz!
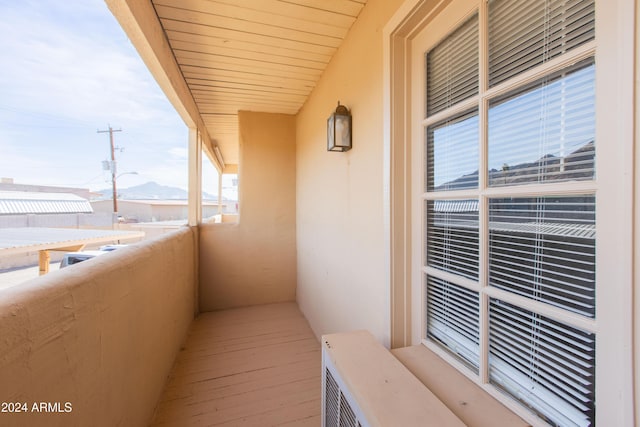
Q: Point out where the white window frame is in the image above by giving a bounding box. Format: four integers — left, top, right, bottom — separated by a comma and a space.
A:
383, 0, 636, 425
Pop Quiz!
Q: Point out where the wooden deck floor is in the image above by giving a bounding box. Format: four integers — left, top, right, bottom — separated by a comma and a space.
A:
150, 302, 321, 426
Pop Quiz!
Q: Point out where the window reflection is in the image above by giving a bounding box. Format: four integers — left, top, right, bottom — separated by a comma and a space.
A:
426, 110, 478, 191
426, 200, 479, 280
488, 60, 595, 187
488, 195, 596, 317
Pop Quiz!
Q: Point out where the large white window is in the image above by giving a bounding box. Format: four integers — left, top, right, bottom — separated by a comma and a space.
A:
412, 0, 602, 425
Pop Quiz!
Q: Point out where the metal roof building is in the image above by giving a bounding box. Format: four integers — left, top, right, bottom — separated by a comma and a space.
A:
0, 227, 144, 256
0, 191, 93, 215
0, 227, 146, 275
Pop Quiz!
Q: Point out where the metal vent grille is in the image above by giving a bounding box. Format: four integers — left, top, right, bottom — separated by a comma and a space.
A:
324, 368, 363, 427
325, 368, 340, 426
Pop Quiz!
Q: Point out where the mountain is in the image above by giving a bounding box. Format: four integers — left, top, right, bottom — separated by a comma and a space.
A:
434, 140, 595, 190
488, 141, 594, 186
94, 181, 217, 200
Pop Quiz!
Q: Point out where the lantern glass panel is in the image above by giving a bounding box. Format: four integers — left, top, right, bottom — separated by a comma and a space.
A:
327, 115, 336, 150
335, 115, 350, 149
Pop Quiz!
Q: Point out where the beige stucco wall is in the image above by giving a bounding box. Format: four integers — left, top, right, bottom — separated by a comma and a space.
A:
199, 111, 297, 311
0, 227, 196, 427
295, 0, 404, 346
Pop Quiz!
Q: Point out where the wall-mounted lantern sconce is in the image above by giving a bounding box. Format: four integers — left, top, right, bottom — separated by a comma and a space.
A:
327, 102, 352, 152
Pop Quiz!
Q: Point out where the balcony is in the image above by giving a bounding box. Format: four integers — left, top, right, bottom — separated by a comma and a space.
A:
0, 0, 636, 426
0, 227, 319, 427
0, 225, 529, 427
150, 303, 320, 426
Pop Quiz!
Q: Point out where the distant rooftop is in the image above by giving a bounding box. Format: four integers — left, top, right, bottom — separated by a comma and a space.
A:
0, 191, 93, 215
0, 227, 144, 256
0, 179, 93, 200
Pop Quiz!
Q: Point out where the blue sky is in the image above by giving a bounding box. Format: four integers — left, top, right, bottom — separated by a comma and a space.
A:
0, 0, 219, 194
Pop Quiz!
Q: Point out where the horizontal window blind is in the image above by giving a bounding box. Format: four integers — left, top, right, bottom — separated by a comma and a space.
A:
489, 196, 596, 317
426, 110, 478, 191
488, 59, 595, 187
427, 14, 478, 116
489, 299, 595, 427
421, 1, 597, 424
426, 200, 479, 280
426, 275, 480, 371
488, 0, 595, 87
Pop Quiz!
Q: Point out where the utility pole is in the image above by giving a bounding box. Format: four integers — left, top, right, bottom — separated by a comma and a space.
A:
97, 125, 122, 214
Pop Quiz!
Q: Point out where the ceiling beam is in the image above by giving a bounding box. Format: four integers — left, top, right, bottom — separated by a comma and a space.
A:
104, 0, 224, 172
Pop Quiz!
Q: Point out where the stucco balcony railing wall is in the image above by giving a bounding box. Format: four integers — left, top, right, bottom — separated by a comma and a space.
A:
0, 227, 197, 427
0, 224, 525, 427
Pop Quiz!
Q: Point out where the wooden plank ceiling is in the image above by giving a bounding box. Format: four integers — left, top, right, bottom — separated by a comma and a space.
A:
150, 0, 367, 166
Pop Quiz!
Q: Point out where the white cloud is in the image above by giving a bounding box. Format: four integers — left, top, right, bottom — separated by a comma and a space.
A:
0, 0, 189, 191
0, 13, 164, 124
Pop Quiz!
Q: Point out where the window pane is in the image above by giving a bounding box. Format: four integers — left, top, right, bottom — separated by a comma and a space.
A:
488, 0, 595, 87
489, 195, 595, 317
426, 200, 479, 280
488, 60, 595, 187
489, 299, 595, 426
427, 110, 478, 191
427, 275, 479, 371
427, 13, 478, 116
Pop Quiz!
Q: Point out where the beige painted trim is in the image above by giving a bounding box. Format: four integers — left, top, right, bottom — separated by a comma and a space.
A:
188, 130, 202, 315
383, 0, 452, 349
382, 21, 411, 349
202, 143, 221, 174
595, 1, 636, 424
635, 0, 640, 422
105, 0, 222, 172
217, 170, 223, 215
188, 127, 202, 226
